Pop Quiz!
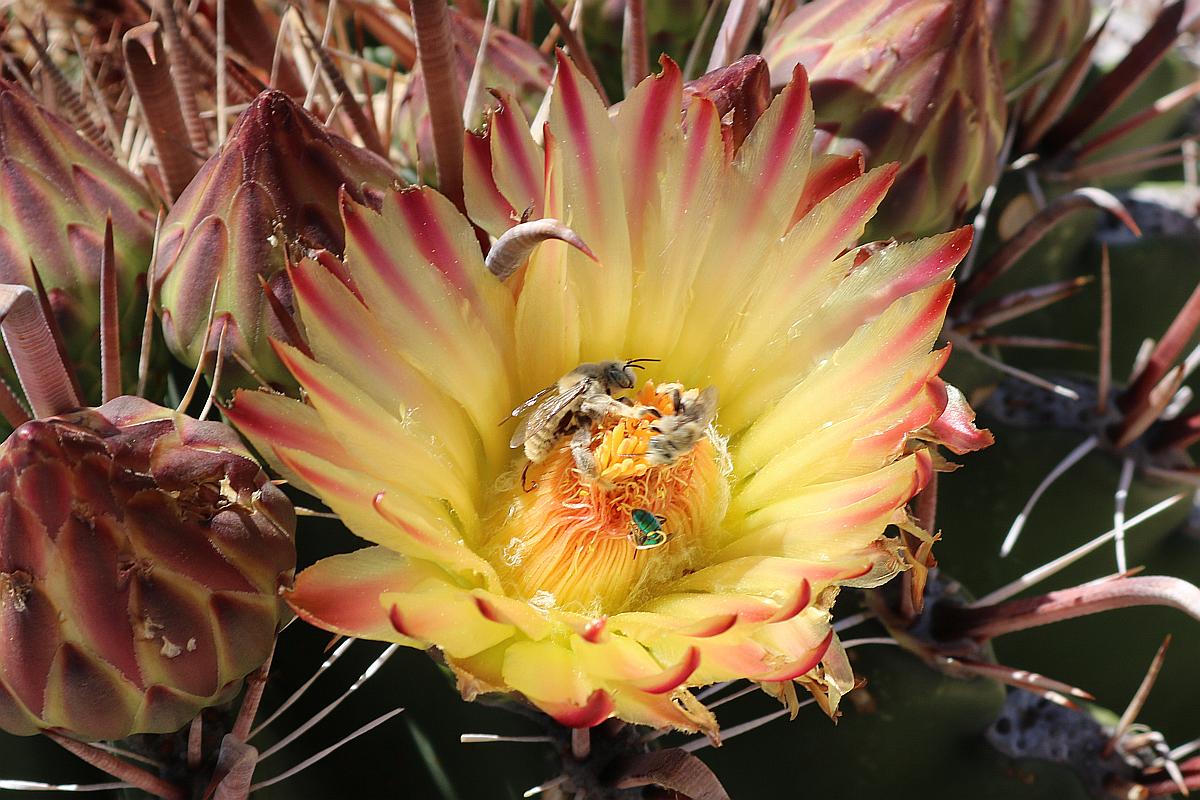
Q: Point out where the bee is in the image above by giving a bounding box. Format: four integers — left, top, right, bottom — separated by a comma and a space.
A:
509, 359, 658, 485
629, 508, 670, 550
647, 385, 718, 466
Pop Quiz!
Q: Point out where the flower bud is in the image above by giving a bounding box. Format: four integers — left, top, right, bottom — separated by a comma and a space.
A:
155, 89, 399, 389
761, 0, 1007, 236
0, 396, 295, 739
0, 80, 155, 404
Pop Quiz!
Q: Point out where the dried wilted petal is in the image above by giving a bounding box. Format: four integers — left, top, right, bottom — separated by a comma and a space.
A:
154, 89, 398, 389
761, 0, 1007, 237
0, 79, 155, 403
0, 395, 295, 739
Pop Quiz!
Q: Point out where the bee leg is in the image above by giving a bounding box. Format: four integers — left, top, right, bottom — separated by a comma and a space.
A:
580, 393, 621, 419
569, 426, 600, 483
521, 461, 538, 492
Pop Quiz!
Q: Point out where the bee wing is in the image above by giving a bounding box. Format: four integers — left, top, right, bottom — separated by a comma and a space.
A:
508, 381, 590, 448
693, 386, 719, 426
509, 385, 555, 419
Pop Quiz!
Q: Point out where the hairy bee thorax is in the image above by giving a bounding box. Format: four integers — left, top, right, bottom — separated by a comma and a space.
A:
484, 381, 728, 615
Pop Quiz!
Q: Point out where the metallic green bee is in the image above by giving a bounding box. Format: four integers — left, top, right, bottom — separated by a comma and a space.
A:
629, 508, 670, 550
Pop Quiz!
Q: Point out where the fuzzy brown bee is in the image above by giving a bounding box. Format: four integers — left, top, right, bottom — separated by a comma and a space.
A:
647, 385, 718, 466
508, 359, 657, 472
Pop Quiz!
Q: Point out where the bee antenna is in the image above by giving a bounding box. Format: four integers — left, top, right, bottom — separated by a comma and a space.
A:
625, 358, 661, 366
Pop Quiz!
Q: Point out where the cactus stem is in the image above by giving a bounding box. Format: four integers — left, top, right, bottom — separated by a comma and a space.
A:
249, 706, 405, 792
978, 493, 1189, 608
257, 643, 400, 762
46, 733, 186, 800
123, 22, 200, 199
462, 0, 498, 132
137, 210, 164, 399
539, 0, 609, 106
622, 0, 648, 93
1097, 246, 1113, 414
178, 275, 222, 414
186, 716, 204, 770
26, 262, 84, 402
706, 0, 758, 73
956, 189, 1139, 307
937, 576, 1200, 642
157, 0, 209, 156
99, 217, 121, 404
249, 638, 356, 741
231, 648, 274, 741
199, 320, 228, 421
0, 285, 82, 418
999, 435, 1098, 558
413, 0, 467, 210
296, 10, 386, 157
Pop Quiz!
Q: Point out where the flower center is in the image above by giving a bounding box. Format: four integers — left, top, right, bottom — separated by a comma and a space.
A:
484, 382, 728, 615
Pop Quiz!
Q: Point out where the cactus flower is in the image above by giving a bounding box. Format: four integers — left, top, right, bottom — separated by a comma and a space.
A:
0, 396, 295, 739
227, 57, 990, 734
0, 80, 155, 405
760, 0, 1007, 237
155, 89, 399, 390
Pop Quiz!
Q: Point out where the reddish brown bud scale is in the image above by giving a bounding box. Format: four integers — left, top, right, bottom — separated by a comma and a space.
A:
0, 396, 295, 739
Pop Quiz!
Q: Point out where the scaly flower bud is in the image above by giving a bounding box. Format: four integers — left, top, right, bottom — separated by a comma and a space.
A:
0, 80, 155, 404
155, 89, 399, 389
0, 395, 295, 739
761, 0, 1007, 236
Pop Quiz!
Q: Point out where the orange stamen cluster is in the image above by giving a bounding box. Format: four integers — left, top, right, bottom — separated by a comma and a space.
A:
483, 382, 727, 615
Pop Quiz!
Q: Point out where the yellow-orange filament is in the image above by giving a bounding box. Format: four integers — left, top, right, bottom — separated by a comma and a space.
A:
483, 382, 727, 615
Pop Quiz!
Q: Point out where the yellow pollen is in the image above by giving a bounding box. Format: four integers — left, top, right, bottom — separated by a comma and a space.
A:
483, 382, 728, 615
